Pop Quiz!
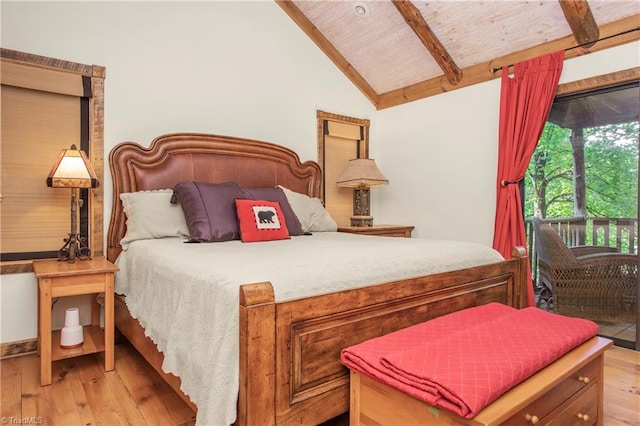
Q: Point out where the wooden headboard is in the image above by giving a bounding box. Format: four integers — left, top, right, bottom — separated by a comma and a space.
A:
107, 133, 322, 262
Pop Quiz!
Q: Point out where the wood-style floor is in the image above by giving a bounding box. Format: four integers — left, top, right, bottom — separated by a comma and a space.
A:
1, 341, 638, 425
1, 342, 196, 426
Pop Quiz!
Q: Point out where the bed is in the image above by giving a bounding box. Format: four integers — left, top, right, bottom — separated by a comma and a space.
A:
107, 132, 529, 425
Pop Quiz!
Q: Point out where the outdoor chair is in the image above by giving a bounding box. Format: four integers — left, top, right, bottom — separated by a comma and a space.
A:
532, 216, 637, 323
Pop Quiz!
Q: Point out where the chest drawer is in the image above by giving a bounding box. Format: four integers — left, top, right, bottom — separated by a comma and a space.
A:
502, 358, 598, 425
547, 383, 598, 425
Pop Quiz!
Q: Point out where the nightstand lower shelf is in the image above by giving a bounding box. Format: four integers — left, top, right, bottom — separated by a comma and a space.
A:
51, 325, 105, 361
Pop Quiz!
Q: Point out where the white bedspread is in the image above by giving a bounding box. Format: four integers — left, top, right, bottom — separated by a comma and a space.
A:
115, 232, 503, 426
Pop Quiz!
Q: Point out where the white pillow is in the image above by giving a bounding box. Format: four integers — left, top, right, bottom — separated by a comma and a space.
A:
278, 186, 338, 232
120, 189, 189, 249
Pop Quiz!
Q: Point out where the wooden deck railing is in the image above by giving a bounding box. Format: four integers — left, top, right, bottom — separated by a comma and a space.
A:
525, 216, 638, 291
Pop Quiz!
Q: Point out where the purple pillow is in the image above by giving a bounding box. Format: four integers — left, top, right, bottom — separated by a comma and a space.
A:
242, 187, 304, 236
172, 181, 244, 242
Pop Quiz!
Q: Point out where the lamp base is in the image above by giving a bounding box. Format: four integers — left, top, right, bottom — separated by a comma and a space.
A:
351, 186, 373, 227
350, 215, 374, 227
58, 233, 91, 263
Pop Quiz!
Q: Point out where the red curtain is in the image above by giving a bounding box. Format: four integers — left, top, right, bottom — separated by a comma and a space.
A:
492, 51, 564, 307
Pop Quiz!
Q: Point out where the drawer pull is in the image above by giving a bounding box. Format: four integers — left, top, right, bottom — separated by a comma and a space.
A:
578, 413, 590, 422
578, 375, 590, 384
525, 414, 540, 424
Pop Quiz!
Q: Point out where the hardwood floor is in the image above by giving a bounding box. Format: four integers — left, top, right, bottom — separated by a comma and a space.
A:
1, 342, 638, 425
603, 345, 640, 426
0, 342, 195, 426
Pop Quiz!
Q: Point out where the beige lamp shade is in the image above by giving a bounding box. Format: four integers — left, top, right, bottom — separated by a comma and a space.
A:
335, 158, 388, 188
47, 144, 99, 189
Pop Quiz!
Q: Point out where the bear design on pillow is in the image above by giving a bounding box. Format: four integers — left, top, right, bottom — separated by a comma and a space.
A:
258, 210, 276, 224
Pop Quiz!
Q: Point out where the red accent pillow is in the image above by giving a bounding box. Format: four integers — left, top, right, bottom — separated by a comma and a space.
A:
235, 199, 290, 242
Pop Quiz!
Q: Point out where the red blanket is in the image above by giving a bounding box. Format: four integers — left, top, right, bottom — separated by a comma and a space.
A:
341, 303, 598, 418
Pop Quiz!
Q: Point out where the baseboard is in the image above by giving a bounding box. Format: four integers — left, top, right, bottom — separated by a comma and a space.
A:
0, 338, 37, 359
1, 331, 126, 360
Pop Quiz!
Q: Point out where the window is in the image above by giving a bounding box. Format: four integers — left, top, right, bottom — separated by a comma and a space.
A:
316, 110, 370, 227
0, 49, 105, 273
525, 68, 639, 349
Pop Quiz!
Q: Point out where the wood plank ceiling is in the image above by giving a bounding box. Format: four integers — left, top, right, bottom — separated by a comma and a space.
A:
277, 0, 640, 110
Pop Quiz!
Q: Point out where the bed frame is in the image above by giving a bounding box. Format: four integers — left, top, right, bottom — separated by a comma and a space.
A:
107, 133, 529, 425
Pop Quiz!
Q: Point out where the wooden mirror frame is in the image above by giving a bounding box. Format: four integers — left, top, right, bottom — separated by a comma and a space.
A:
0, 49, 105, 274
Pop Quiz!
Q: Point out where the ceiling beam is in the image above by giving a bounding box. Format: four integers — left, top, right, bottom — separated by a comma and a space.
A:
377, 15, 639, 110
391, 0, 462, 86
274, 0, 378, 106
558, 0, 600, 48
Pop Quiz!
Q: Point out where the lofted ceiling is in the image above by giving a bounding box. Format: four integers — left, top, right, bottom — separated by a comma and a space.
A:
277, 0, 640, 110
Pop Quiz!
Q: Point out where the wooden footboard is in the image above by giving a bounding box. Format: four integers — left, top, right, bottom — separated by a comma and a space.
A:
238, 247, 528, 425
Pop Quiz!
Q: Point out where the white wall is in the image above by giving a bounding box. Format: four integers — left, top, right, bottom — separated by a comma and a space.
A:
373, 80, 501, 243
1, 1, 638, 345
0, 1, 375, 344
373, 42, 640, 244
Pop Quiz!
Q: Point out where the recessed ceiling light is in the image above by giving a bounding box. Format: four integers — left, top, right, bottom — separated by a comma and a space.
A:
354, 2, 369, 17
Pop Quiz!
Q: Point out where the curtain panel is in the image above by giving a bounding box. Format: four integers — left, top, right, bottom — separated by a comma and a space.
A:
493, 51, 564, 307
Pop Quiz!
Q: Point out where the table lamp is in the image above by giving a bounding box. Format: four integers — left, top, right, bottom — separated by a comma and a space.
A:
46, 144, 99, 263
336, 158, 388, 227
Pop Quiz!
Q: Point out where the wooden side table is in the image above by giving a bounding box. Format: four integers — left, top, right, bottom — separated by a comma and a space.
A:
338, 225, 414, 238
33, 256, 119, 386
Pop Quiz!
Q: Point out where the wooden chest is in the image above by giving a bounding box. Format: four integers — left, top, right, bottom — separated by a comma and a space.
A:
349, 336, 612, 425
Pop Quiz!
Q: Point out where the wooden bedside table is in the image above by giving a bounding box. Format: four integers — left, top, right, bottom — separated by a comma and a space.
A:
338, 225, 414, 238
33, 256, 119, 386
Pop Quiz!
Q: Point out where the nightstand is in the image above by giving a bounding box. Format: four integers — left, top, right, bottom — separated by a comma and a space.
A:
33, 256, 119, 386
338, 225, 414, 238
